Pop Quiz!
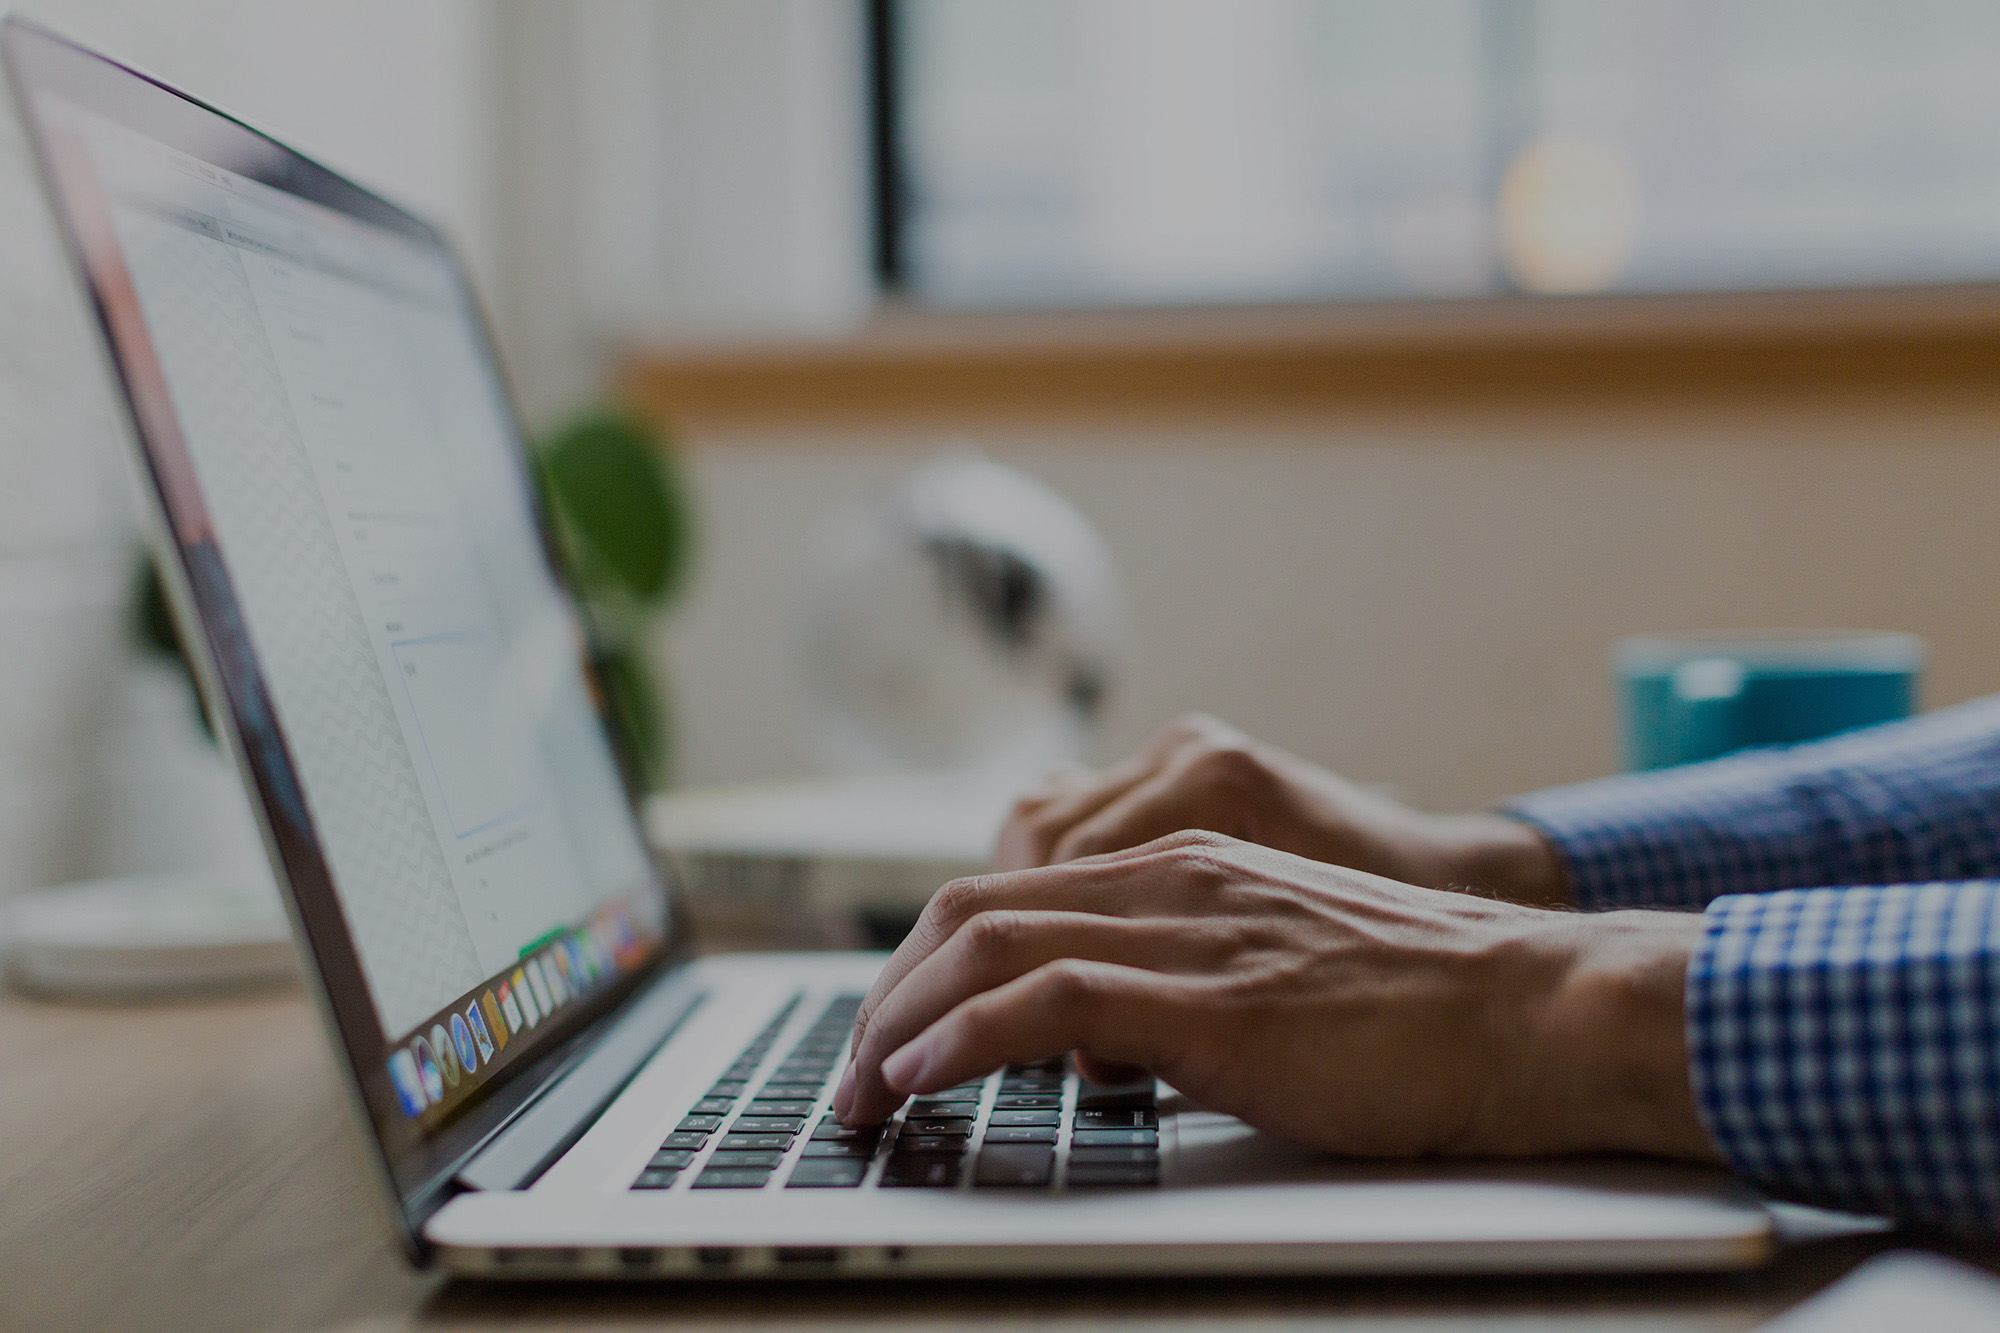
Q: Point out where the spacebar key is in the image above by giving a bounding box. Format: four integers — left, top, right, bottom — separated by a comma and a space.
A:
973, 1144, 1054, 1187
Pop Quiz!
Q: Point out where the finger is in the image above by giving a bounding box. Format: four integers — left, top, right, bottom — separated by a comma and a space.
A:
844, 834, 1242, 1087
878, 960, 1189, 1098
993, 721, 1224, 871
1074, 1052, 1150, 1086
842, 910, 1229, 1124
994, 753, 1162, 871
1048, 765, 1223, 864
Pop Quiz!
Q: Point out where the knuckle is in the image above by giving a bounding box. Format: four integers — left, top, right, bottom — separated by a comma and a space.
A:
960, 908, 1025, 955
1159, 828, 1231, 852
1190, 741, 1269, 789
930, 874, 993, 921
1036, 957, 1099, 1005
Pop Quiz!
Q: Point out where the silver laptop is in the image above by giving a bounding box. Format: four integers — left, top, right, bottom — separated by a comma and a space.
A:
4, 18, 1773, 1279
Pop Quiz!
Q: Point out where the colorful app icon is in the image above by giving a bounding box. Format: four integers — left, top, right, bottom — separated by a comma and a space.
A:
410, 1034, 444, 1103
449, 1012, 479, 1074
432, 1022, 461, 1087
388, 1049, 426, 1117
543, 949, 571, 1005
481, 992, 509, 1051
497, 980, 524, 1034
565, 935, 591, 986
466, 1002, 496, 1062
511, 967, 539, 1026
550, 940, 575, 989
525, 958, 554, 1014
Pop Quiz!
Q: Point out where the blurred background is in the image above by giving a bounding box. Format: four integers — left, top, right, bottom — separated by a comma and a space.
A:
4, 0, 2000, 909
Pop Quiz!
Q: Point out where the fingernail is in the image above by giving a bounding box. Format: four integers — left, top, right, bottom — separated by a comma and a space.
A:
881, 1039, 930, 1091
833, 1063, 856, 1115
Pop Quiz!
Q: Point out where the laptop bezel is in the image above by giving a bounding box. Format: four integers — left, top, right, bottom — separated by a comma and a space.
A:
1, 16, 695, 1259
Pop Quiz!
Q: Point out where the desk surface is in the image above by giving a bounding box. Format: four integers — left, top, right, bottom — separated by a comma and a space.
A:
0, 984, 1981, 1331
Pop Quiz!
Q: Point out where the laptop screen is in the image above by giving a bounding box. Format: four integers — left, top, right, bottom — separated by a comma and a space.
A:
5, 22, 675, 1203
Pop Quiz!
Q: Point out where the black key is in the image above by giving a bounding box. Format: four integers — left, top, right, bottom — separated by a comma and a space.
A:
912, 1089, 982, 1106
1066, 1163, 1159, 1188
689, 1097, 736, 1116
812, 1118, 881, 1142
1000, 1075, 1063, 1089
1076, 1080, 1156, 1110
892, 1135, 969, 1155
787, 1158, 866, 1188
774, 1062, 834, 1076
632, 1167, 681, 1189
1066, 1145, 1158, 1165
659, 1132, 709, 1150
742, 1099, 815, 1117
1007, 1060, 1065, 1075
719, 1132, 794, 1151
801, 1139, 878, 1159
987, 1110, 1060, 1127
1075, 1108, 1158, 1129
974, 1144, 1055, 1187
901, 1118, 974, 1137
992, 1094, 1060, 1110
692, 1167, 774, 1189
903, 1102, 974, 1120
647, 1149, 697, 1170
981, 1124, 1058, 1145
880, 1156, 960, 1188
755, 1083, 823, 1100
733, 1116, 807, 1134
707, 1149, 786, 1168
707, 1080, 748, 1098
1070, 1128, 1157, 1148
676, 1115, 724, 1134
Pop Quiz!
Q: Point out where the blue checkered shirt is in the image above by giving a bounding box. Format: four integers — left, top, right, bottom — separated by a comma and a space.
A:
1505, 694, 2000, 1230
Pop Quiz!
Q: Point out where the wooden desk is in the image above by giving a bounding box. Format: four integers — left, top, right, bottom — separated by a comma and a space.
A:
0, 985, 1980, 1330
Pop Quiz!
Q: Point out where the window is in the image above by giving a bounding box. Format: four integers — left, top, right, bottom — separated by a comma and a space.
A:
879, 0, 2000, 308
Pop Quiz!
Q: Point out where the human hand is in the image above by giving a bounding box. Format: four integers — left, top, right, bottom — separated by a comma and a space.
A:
996, 715, 1569, 907
835, 831, 1717, 1163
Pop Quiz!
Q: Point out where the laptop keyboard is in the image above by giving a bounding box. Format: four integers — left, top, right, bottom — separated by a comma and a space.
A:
630, 992, 1160, 1193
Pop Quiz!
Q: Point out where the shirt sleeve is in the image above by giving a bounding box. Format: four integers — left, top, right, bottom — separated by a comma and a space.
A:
1500, 693, 2000, 911
1688, 883, 2000, 1229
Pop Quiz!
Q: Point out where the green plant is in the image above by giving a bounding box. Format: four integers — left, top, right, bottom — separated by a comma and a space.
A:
127, 404, 694, 790
530, 405, 695, 791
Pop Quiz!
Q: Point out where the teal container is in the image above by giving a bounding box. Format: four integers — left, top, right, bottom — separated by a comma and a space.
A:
1616, 631, 1923, 772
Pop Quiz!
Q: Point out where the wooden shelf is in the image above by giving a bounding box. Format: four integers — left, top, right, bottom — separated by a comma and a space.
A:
618, 286, 2000, 430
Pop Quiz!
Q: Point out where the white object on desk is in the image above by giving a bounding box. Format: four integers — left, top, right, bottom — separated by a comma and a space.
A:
1, 872, 294, 997
646, 767, 1014, 925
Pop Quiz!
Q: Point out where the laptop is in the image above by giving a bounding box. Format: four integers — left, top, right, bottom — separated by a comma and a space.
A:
3, 18, 1774, 1279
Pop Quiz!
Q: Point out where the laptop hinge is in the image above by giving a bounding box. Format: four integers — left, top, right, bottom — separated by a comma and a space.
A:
454, 970, 707, 1192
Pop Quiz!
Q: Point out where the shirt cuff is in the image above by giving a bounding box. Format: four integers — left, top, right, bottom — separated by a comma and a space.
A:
1684, 883, 2000, 1230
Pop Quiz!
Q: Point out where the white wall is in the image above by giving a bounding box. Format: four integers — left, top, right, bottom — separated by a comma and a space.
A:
660, 390, 2000, 812
0, 1, 497, 896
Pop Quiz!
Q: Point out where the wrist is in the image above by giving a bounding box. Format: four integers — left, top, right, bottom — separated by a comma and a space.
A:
1424, 813, 1571, 907
1522, 911, 1720, 1161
